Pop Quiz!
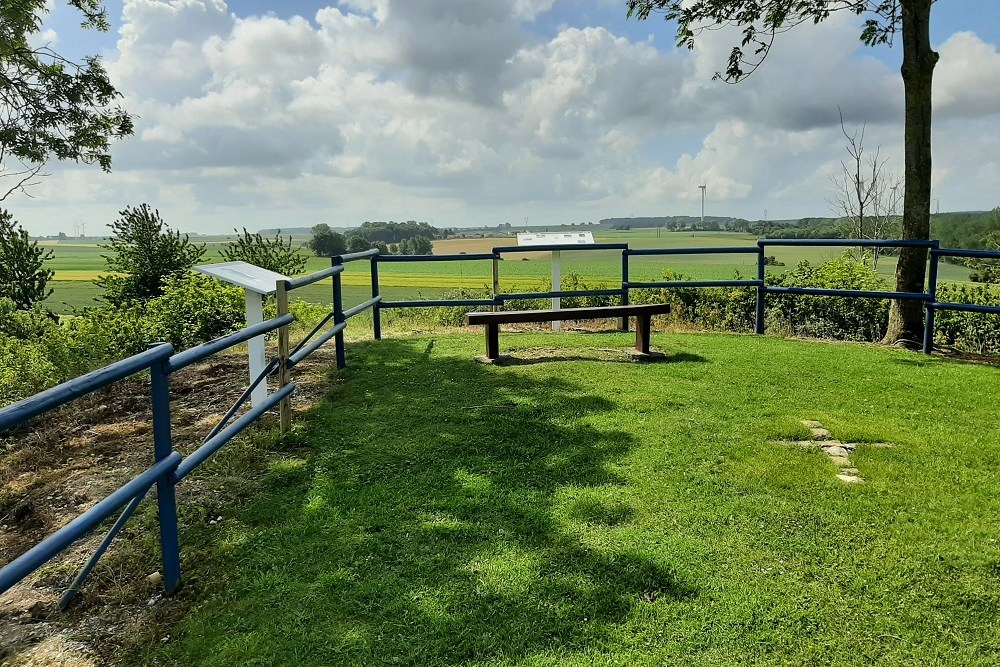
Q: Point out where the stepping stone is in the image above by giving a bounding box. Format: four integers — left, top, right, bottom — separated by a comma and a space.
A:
768, 440, 816, 448
810, 428, 833, 440
837, 473, 864, 484
801, 420, 823, 429
841, 468, 860, 475
829, 456, 852, 467
822, 445, 850, 458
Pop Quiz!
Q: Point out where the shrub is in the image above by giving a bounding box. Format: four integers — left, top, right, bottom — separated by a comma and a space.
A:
96, 204, 206, 305
628, 257, 889, 342
0, 209, 54, 309
0, 298, 111, 405
0, 335, 61, 405
220, 228, 307, 275
934, 283, 1000, 355
87, 273, 245, 355
767, 257, 889, 341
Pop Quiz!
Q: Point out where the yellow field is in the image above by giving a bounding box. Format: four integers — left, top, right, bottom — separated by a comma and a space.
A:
433, 237, 551, 260
49, 270, 547, 293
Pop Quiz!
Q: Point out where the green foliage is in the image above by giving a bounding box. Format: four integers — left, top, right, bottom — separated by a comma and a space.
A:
626, 1, 901, 82
632, 257, 890, 341
0, 334, 60, 404
966, 208, 1000, 283
768, 257, 891, 341
933, 283, 1000, 355
0, 0, 133, 196
346, 235, 371, 254
398, 235, 434, 255
96, 204, 205, 305
0, 208, 53, 309
220, 228, 307, 276
88, 273, 245, 356
0, 297, 110, 404
352, 220, 440, 244
308, 224, 347, 258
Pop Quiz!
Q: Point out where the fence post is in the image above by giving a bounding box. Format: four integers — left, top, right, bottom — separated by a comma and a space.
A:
370, 255, 382, 341
150, 349, 181, 594
276, 279, 292, 433
755, 243, 766, 335
333, 258, 347, 369
620, 250, 630, 332
923, 247, 940, 354
492, 252, 500, 312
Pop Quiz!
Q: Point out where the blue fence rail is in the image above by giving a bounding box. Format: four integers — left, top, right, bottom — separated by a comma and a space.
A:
4, 235, 999, 609
367, 237, 992, 350
0, 264, 350, 606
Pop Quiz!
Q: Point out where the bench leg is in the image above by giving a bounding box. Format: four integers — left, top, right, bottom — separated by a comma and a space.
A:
486, 323, 500, 360
635, 315, 651, 355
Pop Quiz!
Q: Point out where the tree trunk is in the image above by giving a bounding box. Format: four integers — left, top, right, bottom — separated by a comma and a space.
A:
883, 0, 938, 346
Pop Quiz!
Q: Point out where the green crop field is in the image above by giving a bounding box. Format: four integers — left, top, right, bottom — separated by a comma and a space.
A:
139, 332, 1000, 666
37, 231, 975, 314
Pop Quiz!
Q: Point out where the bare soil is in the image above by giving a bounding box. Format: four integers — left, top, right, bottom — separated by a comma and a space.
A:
0, 346, 337, 666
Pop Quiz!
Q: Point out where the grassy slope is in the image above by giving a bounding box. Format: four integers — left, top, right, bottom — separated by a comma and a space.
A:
145, 332, 1000, 666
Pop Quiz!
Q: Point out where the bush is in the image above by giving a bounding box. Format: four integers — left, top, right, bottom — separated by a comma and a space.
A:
87, 273, 245, 356
220, 228, 307, 275
934, 283, 1000, 355
0, 298, 111, 405
767, 257, 889, 341
97, 204, 206, 305
0, 335, 61, 405
0, 209, 54, 310
628, 257, 889, 342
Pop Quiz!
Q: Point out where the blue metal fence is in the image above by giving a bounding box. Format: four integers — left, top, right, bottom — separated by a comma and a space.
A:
0, 265, 349, 605
3, 235, 999, 608
367, 237, 993, 350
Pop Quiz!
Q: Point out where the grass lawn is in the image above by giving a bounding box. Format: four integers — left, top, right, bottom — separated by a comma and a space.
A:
145, 331, 1000, 666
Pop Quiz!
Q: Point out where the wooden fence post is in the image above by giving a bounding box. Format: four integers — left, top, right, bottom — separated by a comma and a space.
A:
276, 279, 292, 433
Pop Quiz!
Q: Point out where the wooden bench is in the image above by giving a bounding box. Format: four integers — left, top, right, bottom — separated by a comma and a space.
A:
466, 303, 672, 360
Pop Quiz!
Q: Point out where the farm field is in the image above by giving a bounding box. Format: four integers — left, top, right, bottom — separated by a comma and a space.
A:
38, 231, 975, 314
140, 332, 1000, 666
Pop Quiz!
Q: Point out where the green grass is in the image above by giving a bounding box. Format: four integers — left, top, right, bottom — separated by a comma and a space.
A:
144, 332, 1000, 666
41, 230, 976, 314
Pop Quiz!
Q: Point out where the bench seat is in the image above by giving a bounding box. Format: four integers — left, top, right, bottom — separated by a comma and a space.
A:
466, 303, 672, 360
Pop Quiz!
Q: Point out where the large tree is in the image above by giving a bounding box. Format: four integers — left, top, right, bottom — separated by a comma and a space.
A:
627, 0, 937, 346
1, 0, 133, 199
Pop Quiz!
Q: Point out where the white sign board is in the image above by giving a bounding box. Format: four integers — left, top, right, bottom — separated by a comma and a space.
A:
514, 233, 594, 330
194, 262, 290, 407
195, 261, 289, 296
516, 232, 595, 247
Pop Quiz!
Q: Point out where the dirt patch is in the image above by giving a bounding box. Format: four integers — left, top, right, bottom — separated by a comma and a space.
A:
0, 346, 337, 666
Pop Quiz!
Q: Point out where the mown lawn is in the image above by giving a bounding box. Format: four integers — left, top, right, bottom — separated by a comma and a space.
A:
145, 332, 999, 665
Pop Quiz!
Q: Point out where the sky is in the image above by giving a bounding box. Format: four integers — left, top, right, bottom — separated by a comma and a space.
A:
8, 0, 1000, 235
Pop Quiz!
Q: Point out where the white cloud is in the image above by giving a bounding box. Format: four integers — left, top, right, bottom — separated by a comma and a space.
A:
9, 0, 1000, 235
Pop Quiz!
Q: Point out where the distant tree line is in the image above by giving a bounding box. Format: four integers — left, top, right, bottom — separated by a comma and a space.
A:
309, 222, 437, 257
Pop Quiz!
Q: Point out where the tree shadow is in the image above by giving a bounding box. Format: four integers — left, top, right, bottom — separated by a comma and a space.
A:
171, 337, 697, 665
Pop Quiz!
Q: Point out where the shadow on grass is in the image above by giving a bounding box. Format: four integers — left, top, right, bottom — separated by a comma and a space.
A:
177, 337, 696, 665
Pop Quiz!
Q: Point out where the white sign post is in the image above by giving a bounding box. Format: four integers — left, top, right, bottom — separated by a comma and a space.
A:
194, 262, 290, 407
551, 250, 561, 330
515, 232, 595, 331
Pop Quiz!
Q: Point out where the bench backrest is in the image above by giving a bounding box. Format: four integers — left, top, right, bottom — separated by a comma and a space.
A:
466, 303, 671, 325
